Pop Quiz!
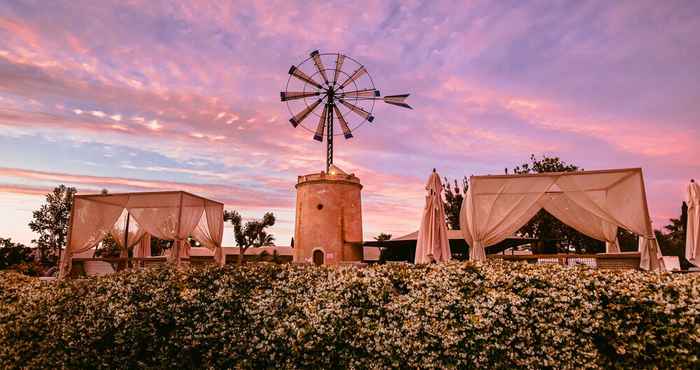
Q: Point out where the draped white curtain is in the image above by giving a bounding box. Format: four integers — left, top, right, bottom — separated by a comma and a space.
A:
460, 169, 665, 271
191, 200, 225, 266
59, 195, 128, 278
126, 193, 204, 265
59, 192, 224, 279
415, 172, 450, 264
109, 209, 147, 250
460, 175, 555, 261
134, 233, 151, 259
539, 193, 620, 253
686, 181, 700, 266
555, 170, 662, 270
127, 193, 184, 240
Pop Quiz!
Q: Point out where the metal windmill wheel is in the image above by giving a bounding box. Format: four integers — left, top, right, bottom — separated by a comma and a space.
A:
281, 50, 411, 172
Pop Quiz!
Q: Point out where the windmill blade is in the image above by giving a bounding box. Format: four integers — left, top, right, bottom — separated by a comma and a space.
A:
333, 104, 353, 139
338, 66, 367, 89
288, 65, 323, 89
383, 94, 412, 109
310, 50, 330, 86
289, 99, 322, 127
280, 91, 320, 101
313, 104, 328, 141
338, 99, 374, 123
338, 88, 380, 99
332, 54, 345, 86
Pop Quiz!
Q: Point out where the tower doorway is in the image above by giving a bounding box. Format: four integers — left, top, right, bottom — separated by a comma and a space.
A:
312, 250, 324, 265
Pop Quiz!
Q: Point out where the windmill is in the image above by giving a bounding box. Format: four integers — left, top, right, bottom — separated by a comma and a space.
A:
281, 50, 411, 172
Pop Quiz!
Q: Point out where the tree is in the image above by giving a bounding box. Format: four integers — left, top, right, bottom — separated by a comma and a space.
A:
94, 234, 122, 258
28, 185, 76, 265
374, 233, 392, 242
663, 201, 688, 245
223, 210, 276, 265
374, 233, 393, 264
511, 154, 579, 174
0, 238, 34, 269
655, 201, 692, 268
509, 155, 604, 253
442, 177, 469, 229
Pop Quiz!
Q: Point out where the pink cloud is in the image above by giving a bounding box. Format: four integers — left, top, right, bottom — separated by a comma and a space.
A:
0, 0, 697, 245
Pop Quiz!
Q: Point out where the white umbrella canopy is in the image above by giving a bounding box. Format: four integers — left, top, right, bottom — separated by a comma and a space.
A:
415, 170, 451, 264
686, 180, 700, 266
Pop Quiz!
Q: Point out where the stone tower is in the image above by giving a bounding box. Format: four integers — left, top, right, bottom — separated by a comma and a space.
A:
293, 165, 363, 265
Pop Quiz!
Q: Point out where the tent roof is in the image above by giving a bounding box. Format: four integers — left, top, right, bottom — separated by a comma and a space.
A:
471, 167, 641, 180
76, 190, 224, 205
394, 229, 461, 241
469, 168, 648, 200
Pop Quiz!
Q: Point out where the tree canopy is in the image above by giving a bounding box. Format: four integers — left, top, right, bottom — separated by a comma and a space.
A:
28, 185, 76, 265
442, 177, 468, 230
374, 233, 392, 242
223, 210, 276, 265
0, 238, 34, 270
655, 201, 692, 268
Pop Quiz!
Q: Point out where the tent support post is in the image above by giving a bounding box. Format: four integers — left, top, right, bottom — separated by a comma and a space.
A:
59, 196, 78, 279
638, 168, 663, 271
124, 212, 130, 269
174, 192, 184, 266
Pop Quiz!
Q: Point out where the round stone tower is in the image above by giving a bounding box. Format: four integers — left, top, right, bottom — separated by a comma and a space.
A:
293, 165, 363, 265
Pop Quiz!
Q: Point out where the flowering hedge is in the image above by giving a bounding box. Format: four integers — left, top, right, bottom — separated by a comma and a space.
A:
1, 261, 699, 369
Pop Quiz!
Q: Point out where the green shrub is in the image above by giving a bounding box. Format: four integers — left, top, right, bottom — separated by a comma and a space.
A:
0, 238, 38, 276
0, 262, 698, 369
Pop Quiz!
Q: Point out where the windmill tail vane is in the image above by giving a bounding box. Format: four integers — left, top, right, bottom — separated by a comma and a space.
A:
280, 50, 412, 172
383, 94, 412, 109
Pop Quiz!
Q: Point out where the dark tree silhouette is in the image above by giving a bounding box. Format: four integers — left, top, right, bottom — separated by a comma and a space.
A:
223, 210, 276, 265
28, 185, 76, 265
655, 201, 691, 268
0, 237, 34, 270
442, 177, 469, 230
374, 233, 392, 242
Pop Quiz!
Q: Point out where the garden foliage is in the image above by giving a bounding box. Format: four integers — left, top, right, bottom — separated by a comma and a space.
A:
1, 261, 699, 369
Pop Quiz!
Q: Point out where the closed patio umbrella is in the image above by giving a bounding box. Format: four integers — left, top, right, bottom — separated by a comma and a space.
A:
686, 180, 700, 266
415, 170, 451, 264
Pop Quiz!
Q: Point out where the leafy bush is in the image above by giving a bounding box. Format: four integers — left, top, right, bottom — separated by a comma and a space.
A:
1, 262, 698, 369
0, 238, 40, 276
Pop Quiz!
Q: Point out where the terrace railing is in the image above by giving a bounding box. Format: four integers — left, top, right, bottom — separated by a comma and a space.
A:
488, 252, 642, 270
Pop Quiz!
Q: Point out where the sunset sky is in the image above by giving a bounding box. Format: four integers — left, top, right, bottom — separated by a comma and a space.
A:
1, 0, 698, 247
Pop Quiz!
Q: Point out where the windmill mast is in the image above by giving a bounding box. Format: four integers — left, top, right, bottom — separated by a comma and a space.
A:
326, 99, 334, 172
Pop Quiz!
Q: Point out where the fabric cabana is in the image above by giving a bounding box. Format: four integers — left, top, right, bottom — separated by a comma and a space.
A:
459, 168, 666, 271
59, 191, 225, 279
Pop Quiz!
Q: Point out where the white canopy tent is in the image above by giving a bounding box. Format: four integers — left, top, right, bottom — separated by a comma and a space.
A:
459, 168, 665, 271
686, 180, 699, 266
59, 191, 225, 279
